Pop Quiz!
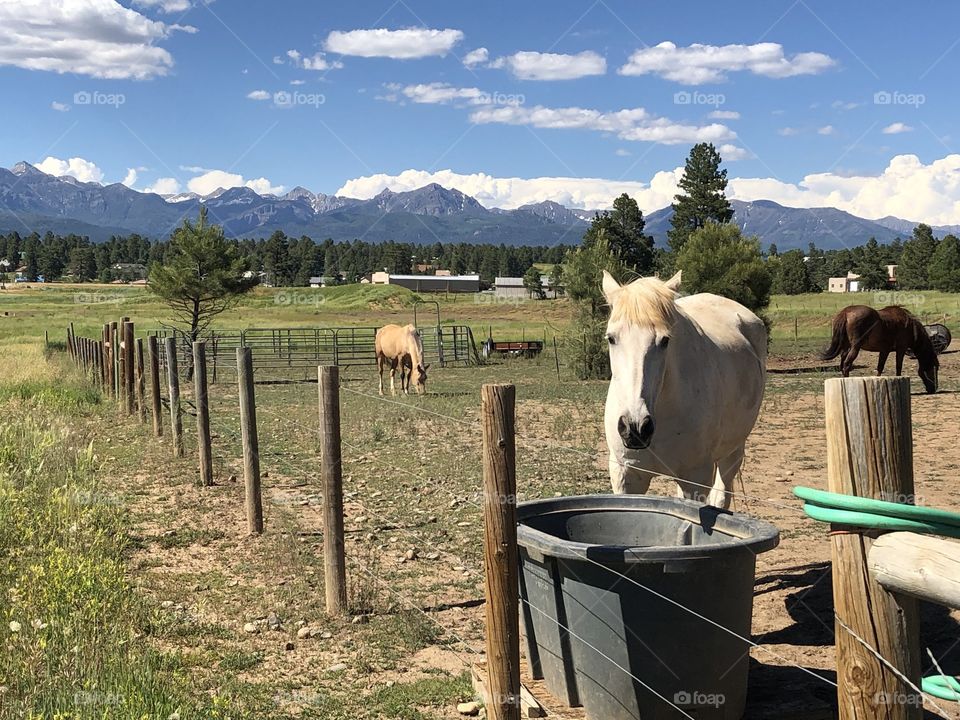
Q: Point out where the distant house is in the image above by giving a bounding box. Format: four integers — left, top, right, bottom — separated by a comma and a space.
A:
828, 272, 862, 293
494, 275, 557, 299
111, 263, 147, 281
887, 264, 898, 285
371, 272, 480, 293
309, 276, 338, 288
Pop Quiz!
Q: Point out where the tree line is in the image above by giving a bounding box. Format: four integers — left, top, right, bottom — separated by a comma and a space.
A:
0, 230, 570, 285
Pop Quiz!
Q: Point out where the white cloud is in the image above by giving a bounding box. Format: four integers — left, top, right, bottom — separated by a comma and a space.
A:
463, 47, 488, 68
818, 125, 836, 135
247, 89, 271, 101
290, 79, 305, 86
778, 127, 800, 136
121, 168, 139, 187
718, 144, 752, 161
385, 82, 525, 108
283, 48, 343, 71
0, 0, 193, 79
729, 154, 960, 224
882, 122, 913, 134
832, 100, 860, 111
615, 148, 631, 157
336, 154, 960, 224
36, 156, 104, 183
708, 110, 739, 120
132, 0, 191, 13
272, 55, 284, 65
468, 103, 735, 145
145, 177, 181, 195
51, 101, 70, 112
324, 28, 463, 59
186, 169, 284, 196
491, 50, 606, 80
619, 41, 835, 84
337, 168, 684, 212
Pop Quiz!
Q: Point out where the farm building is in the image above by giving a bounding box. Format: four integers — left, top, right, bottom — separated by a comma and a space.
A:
494, 275, 558, 299
828, 272, 862, 293
370, 271, 480, 293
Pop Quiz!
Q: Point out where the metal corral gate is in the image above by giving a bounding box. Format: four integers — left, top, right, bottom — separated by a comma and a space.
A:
150, 325, 480, 380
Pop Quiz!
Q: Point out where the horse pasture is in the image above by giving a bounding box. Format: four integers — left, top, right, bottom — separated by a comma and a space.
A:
3, 283, 960, 718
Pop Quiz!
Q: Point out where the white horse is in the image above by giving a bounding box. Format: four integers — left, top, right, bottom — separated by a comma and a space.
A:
602, 270, 767, 508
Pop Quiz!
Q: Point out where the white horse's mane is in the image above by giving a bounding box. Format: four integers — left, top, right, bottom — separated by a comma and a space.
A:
608, 276, 680, 335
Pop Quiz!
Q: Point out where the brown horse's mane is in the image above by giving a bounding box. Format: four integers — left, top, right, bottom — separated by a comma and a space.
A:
880, 305, 939, 369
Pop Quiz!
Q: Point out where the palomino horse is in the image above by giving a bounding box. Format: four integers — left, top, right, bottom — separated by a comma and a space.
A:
375, 324, 429, 396
821, 305, 938, 393
602, 270, 767, 508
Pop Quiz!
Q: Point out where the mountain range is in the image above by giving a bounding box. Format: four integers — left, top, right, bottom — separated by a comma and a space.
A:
0, 161, 950, 250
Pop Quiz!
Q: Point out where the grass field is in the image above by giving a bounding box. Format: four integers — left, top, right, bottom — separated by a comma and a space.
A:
3, 283, 960, 718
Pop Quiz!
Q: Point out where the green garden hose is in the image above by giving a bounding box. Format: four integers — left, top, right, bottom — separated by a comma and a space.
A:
794, 486, 960, 701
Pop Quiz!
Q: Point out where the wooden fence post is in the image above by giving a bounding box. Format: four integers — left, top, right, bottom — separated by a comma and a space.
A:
165, 337, 184, 458
148, 336, 163, 437
825, 376, 921, 719
237, 347, 264, 534
102, 324, 112, 395
481, 383, 520, 720
193, 341, 214, 486
123, 321, 135, 415
96, 340, 105, 390
111, 321, 119, 398
318, 365, 347, 615
136, 338, 146, 423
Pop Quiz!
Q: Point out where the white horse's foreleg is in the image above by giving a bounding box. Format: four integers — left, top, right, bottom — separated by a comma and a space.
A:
711, 446, 745, 510
676, 464, 715, 505
609, 454, 652, 494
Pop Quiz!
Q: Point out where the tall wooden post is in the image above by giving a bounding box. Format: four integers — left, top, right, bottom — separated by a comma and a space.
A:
481, 383, 520, 720
193, 341, 213, 486
148, 336, 163, 437
95, 340, 104, 389
123, 322, 135, 415
237, 348, 264, 534
165, 337, 184, 458
318, 365, 347, 615
102, 324, 112, 395
825, 376, 921, 719
111, 322, 119, 398
135, 339, 146, 423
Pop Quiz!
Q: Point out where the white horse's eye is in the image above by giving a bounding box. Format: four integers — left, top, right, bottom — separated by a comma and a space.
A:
607, 334, 616, 345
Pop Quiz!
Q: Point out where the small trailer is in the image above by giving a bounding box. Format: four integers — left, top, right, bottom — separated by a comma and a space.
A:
481, 336, 544, 359
907, 323, 951, 358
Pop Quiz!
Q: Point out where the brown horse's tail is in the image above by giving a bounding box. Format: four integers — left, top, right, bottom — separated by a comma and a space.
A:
820, 313, 847, 360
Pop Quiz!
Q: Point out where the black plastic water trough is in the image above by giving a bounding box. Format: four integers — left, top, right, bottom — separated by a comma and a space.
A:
517, 495, 780, 720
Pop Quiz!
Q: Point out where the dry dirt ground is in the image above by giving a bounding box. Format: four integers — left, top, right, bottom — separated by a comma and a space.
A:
99, 347, 960, 719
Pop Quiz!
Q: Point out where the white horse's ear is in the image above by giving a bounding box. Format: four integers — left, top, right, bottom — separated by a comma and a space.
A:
601, 270, 621, 303
664, 270, 682, 292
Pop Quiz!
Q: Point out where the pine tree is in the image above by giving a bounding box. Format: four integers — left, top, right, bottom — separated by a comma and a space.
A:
897, 224, 938, 289
676, 223, 771, 312
856, 237, 889, 290
149, 208, 256, 351
582, 194, 654, 278
929, 234, 960, 291
668, 143, 733, 254
772, 249, 811, 294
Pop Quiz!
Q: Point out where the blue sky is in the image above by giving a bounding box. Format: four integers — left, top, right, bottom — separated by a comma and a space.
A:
2, 0, 960, 221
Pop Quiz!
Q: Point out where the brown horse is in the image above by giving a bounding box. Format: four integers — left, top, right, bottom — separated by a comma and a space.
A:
821, 305, 938, 393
